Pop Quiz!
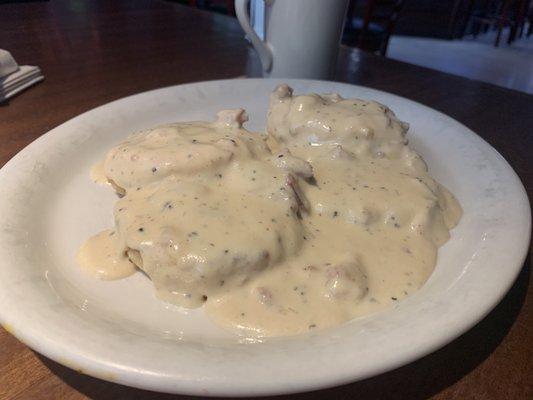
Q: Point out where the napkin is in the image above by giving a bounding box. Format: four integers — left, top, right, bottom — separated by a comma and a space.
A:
0, 49, 44, 101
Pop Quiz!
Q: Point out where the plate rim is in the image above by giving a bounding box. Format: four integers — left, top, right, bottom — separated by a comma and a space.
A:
0, 78, 530, 396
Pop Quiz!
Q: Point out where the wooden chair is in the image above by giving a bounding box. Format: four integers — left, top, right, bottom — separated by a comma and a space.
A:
527, 1, 533, 36
462, 0, 530, 45
342, 0, 405, 56
188, 0, 235, 16
509, 0, 532, 41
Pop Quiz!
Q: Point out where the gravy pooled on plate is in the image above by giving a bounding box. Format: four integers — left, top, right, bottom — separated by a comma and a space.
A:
78, 86, 461, 337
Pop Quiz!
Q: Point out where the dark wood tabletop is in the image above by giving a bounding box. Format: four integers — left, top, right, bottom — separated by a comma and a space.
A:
0, 1, 531, 399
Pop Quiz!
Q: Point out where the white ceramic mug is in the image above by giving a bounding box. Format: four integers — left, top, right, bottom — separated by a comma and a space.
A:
235, 0, 349, 79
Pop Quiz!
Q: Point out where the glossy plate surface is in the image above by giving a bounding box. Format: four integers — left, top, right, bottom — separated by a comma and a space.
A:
0, 79, 530, 396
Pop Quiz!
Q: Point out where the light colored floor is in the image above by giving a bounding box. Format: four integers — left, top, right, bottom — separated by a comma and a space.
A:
387, 28, 533, 94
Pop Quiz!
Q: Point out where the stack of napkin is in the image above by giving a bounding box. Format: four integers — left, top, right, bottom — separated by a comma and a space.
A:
0, 49, 44, 101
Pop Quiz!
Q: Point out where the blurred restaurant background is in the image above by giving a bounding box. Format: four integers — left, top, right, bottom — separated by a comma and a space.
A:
170, 0, 533, 94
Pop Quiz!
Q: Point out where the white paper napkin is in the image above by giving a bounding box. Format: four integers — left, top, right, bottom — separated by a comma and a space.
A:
0, 49, 44, 101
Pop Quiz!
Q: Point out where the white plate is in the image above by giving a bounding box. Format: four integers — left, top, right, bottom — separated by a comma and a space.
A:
0, 79, 530, 396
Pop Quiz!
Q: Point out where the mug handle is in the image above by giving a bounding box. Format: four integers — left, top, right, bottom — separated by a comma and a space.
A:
235, 0, 273, 72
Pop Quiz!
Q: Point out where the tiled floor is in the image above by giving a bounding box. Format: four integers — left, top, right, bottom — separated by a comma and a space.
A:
387, 29, 533, 94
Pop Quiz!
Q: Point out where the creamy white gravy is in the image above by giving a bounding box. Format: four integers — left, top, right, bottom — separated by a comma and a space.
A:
78, 87, 461, 337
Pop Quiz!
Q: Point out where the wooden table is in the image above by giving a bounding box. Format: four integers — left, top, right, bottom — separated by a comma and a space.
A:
0, 1, 531, 399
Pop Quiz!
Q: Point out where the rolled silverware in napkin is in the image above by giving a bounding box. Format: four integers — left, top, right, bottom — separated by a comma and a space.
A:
0, 49, 44, 101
